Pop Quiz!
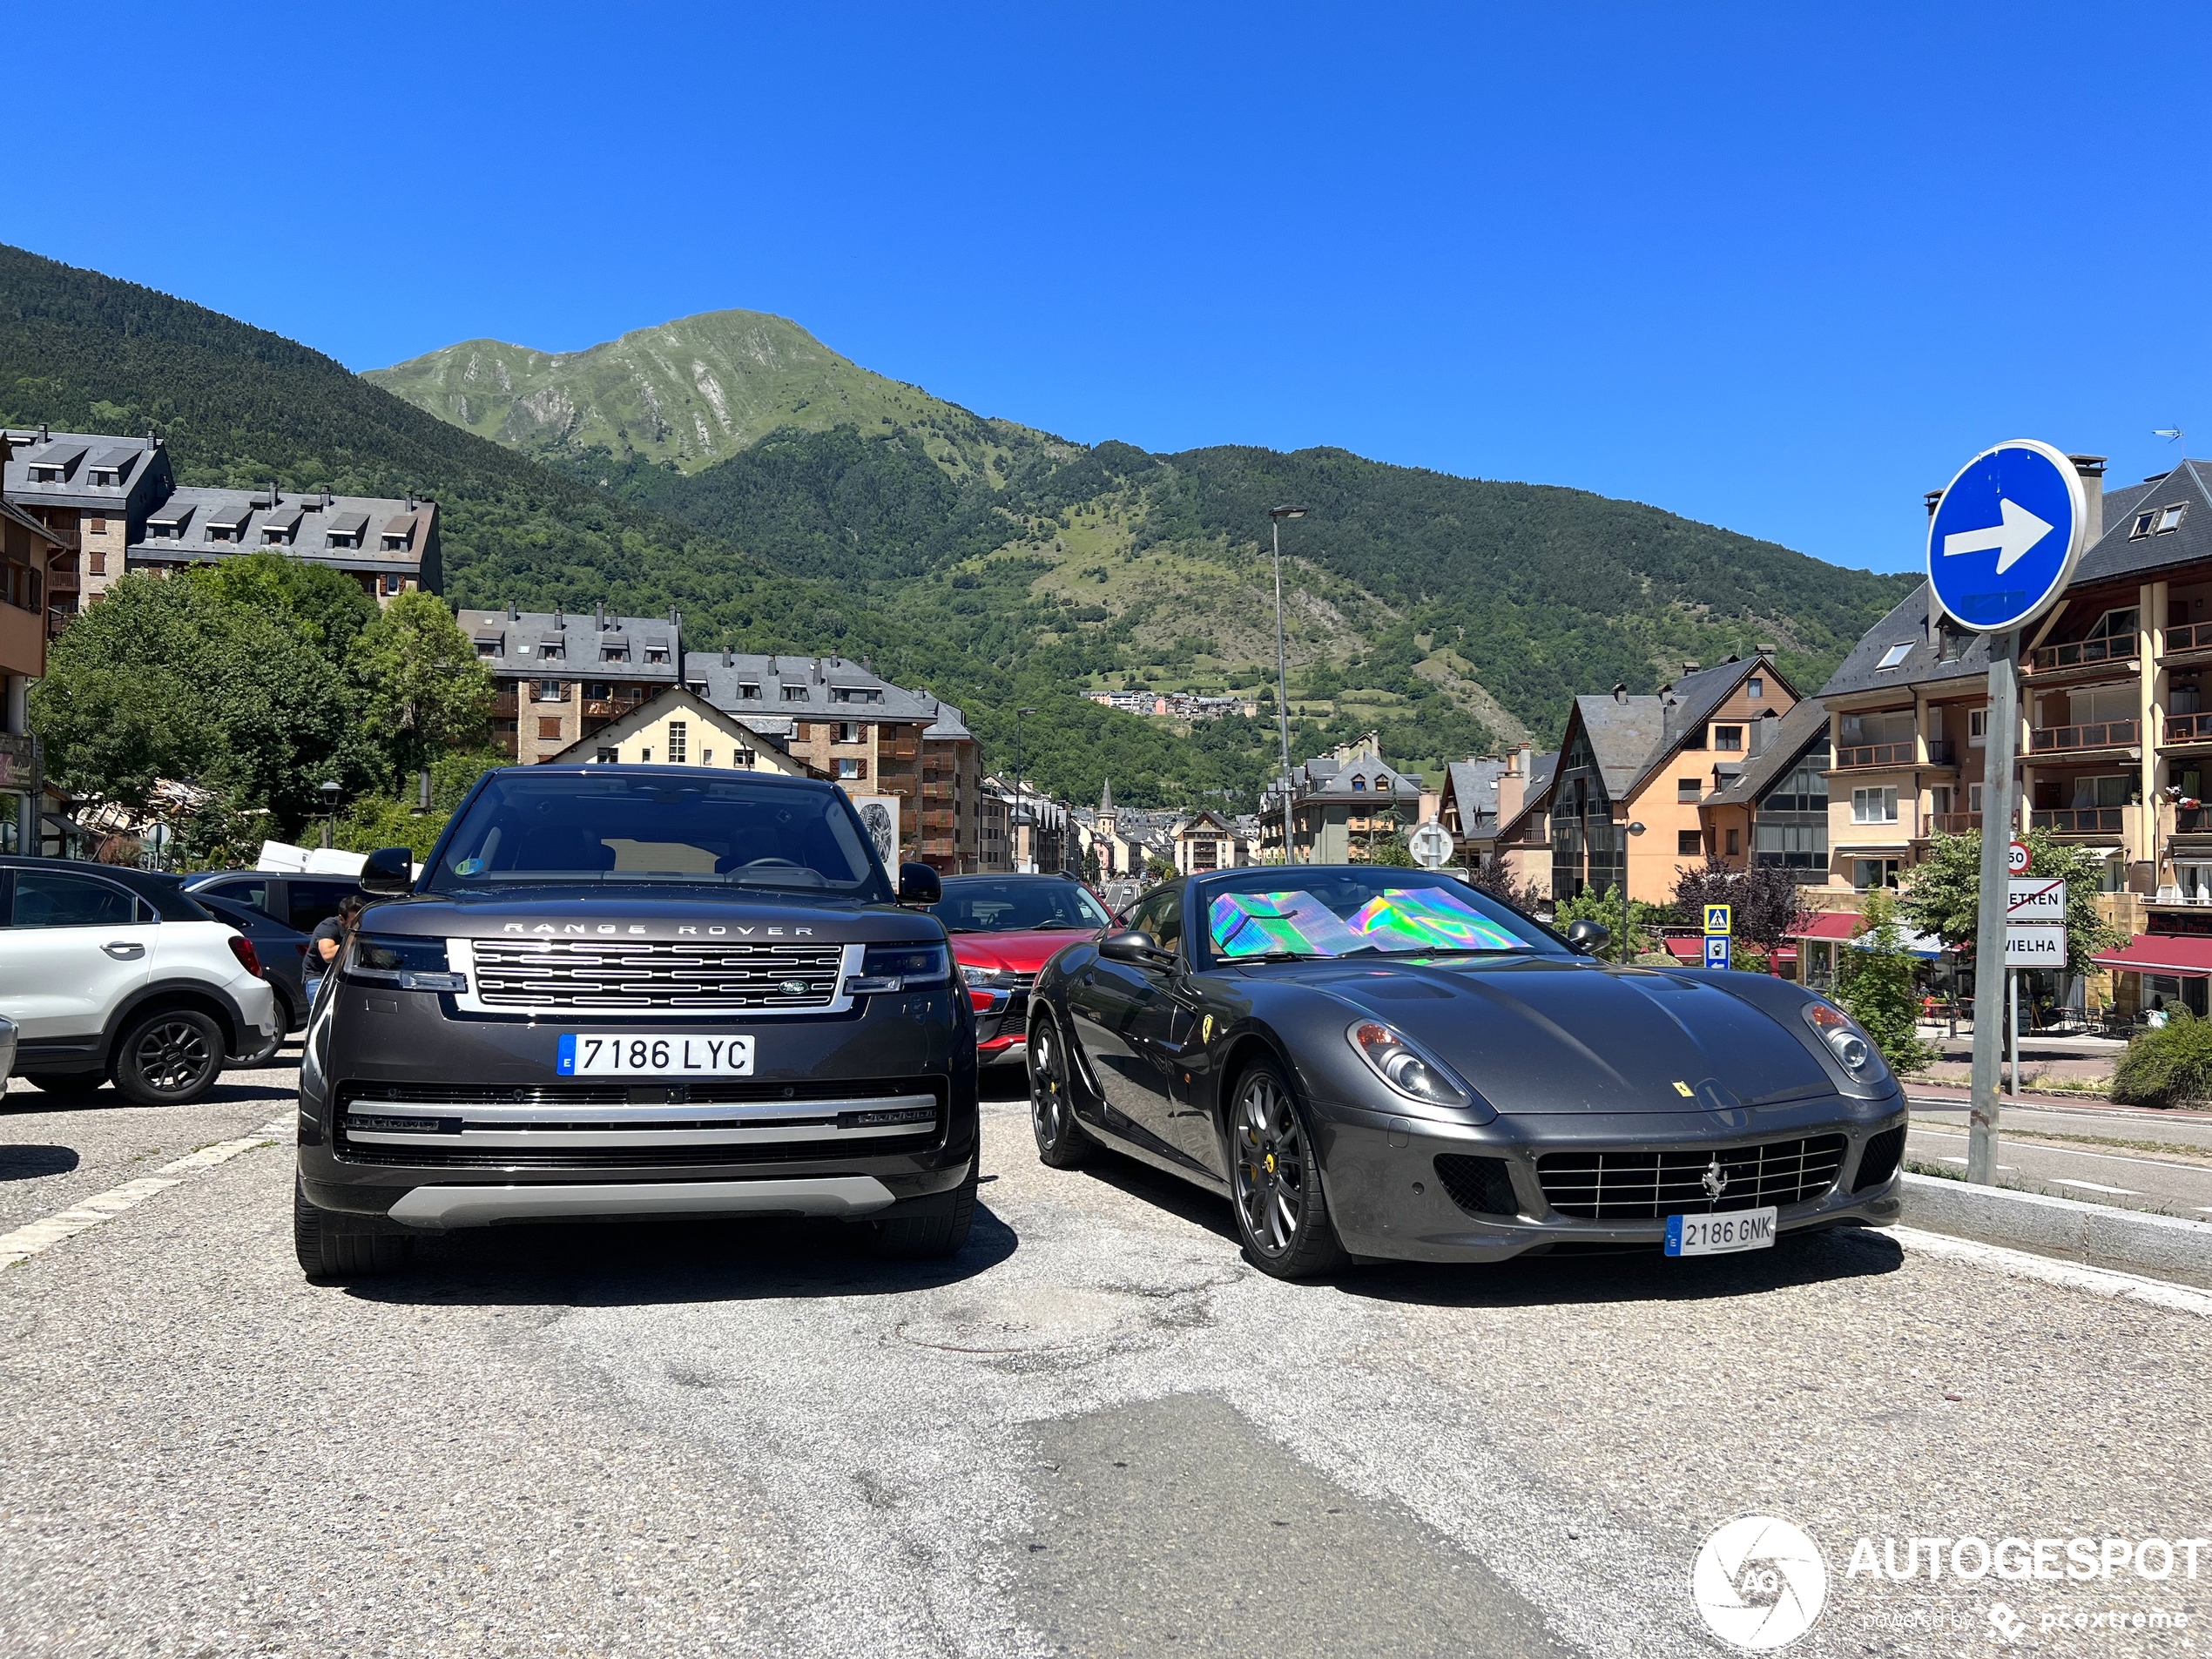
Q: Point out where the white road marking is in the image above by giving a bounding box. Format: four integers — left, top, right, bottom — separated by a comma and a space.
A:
0, 1115, 292, 1272
1936, 1157, 2015, 1170
2052, 1178, 2141, 1197
1912, 1125, 2210, 1174
1891, 1225, 2212, 1319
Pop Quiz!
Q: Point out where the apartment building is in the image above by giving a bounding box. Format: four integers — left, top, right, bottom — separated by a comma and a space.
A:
1493, 655, 1800, 902
543, 687, 811, 777
132, 485, 439, 601
917, 695, 986, 873
2, 428, 173, 623
1170, 809, 1247, 875
1701, 696, 1833, 880
685, 650, 933, 866
0, 495, 66, 851
463, 604, 684, 762
1258, 734, 1426, 863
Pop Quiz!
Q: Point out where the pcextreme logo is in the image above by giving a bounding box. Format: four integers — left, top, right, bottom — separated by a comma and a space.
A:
1692, 1514, 1830, 1651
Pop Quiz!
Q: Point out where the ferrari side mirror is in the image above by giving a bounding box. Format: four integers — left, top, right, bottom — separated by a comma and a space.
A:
1101, 929, 1174, 969
1565, 919, 1612, 956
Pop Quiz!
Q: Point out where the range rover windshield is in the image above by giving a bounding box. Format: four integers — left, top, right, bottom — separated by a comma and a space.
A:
430, 772, 894, 900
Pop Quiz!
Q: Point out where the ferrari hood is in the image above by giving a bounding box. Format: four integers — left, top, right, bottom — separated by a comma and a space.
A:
1280, 956, 1834, 1114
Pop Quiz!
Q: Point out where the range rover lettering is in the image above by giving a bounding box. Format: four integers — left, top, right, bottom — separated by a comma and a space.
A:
292, 766, 977, 1279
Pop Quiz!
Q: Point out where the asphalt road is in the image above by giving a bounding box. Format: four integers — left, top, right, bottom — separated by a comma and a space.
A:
3, 1060, 2209, 1657
1907, 1102, 2212, 1218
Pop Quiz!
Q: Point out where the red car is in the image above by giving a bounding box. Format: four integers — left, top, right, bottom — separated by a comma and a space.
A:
932, 873, 1114, 1065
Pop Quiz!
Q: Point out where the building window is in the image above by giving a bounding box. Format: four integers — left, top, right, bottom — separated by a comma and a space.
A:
1851, 786, 1899, 824
88, 516, 106, 533
645, 647, 668, 664
595, 746, 617, 764
1876, 643, 1912, 670
837, 758, 867, 780
584, 682, 613, 701
533, 680, 566, 703
1677, 828, 1703, 855
1726, 827, 1740, 855
734, 749, 755, 769
640, 747, 652, 763
1968, 709, 1987, 745
475, 641, 499, 658
1677, 776, 1701, 801
88, 551, 105, 576
666, 721, 688, 764
1746, 677, 1763, 698
739, 682, 761, 699
2087, 607, 2139, 640
836, 722, 866, 744
537, 717, 563, 741
783, 685, 808, 702
1852, 857, 1902, 892
1713, 725, 1744, 751
701, 748, 714, 765
2133, 505, 2187, 538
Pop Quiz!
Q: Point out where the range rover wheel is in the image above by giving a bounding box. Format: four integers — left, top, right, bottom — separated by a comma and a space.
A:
871, 1163, 978, 1261
1028, 1014, 1090, 1169
23, 1071, 105, 1096
293, 1182, 415, 1281
111, 1009, 226, 1106
1228, 1056, 1348, 1280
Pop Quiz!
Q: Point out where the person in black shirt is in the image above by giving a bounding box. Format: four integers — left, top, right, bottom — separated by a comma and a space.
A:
305, 895, 367, 997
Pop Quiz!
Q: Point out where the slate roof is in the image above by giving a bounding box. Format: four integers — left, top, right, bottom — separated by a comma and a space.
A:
462, 607, 682, 686
1707, 696, 1831, 807
918, 695, 974, 743
134, 486, 435, 580
1817, 584, 1989, 698
1443, 757, 1507, 835
2073, 461, 2212, 586
3, 429, 170, 514
684, 650, 937, 723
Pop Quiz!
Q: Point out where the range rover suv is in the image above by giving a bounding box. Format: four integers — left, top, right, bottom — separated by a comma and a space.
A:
293, 766, 978, 1279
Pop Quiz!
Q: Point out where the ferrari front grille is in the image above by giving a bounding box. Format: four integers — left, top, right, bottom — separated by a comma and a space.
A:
1852, 1125, 1907, 1192
1534, 1134, 1847, 1220
1433, 1154, 1520, 1218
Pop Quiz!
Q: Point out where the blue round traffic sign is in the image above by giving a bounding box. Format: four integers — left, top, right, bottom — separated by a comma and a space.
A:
1925, 439, 2087, 632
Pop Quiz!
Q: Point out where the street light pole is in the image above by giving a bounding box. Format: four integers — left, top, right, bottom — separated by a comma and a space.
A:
319, 780, 341, 851
1269, 506, 1307, 864
1624, 821, 1646, 962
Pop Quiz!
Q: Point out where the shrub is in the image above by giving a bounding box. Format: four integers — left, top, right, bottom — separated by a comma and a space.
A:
1835, 891, 1933, 1075
2110, 1012, 2212, 1108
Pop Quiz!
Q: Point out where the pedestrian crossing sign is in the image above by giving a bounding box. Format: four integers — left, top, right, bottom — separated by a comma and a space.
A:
1703, 904, 1732, 936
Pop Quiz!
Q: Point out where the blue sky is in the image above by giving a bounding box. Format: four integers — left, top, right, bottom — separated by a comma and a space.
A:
6, 2, 2207, 574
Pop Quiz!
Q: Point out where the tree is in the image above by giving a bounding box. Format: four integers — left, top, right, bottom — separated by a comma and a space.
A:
192, 551, 377, 659
1465, 853, 1545, 913
347, 590, 496, 787
1669, 858, 1811, 965
1369, 830, 1414, 867
1835, 890, 1933, 1074
1551, 885, 1669, 962
1900, 828, 2121, 974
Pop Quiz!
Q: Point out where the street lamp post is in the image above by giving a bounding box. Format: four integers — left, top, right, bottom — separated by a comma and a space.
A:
1269, 506, 1308, 863
319, 780, 342, 851
1013, 706, 1035, 873
1623, 821, 1646, 961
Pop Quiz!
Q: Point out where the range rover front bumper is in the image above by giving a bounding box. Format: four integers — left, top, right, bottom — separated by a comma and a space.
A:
297, 978, 978, 1227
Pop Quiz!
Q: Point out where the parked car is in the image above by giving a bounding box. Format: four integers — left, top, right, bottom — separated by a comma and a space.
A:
179, 870, 367, 937
0, 857, 279, 1105
1025, 866, 1907, 1279
293, 765, 976, 1280
931, 873, 1111, 1065
0, 1012, 17, 1083
192, 893, 313, 1049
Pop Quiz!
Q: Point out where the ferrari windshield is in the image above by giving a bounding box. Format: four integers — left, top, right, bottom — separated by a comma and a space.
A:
932, 878, 1109, 934
1198, 871, 1560, 964
429, 771, 894, 900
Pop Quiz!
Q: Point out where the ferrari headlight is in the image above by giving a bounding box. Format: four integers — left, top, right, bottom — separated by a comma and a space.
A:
1803, 1000, 1884, 1080
1347, 1019, 1472, 1108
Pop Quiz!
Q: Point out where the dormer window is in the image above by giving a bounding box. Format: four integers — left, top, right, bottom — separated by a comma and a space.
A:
782, 685, 808, 702
474, 638, 502, 658
602, 644, 629, 663
831, 685, 883, 705
538, 640, 563, 661
645, 643, 670, 664
27, 465, 59, 483
738, 682, 761, 699
380, 516, 417, 552
1352, 776, 1366, 792
326, 510, 368, 550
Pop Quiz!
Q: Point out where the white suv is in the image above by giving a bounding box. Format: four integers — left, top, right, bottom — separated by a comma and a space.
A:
0, 857, 278, 1105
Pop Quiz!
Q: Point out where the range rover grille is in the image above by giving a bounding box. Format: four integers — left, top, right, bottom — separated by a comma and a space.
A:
467, 939, 846, 1011
1534, 1134, 1847, 1220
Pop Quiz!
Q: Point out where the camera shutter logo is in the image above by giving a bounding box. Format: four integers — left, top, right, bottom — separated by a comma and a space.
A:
1691, 1514, 1828, 1650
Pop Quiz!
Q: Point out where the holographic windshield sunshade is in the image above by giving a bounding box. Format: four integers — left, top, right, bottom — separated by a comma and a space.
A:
1348, 887, 1529, 952
1208, 891, 1366, 959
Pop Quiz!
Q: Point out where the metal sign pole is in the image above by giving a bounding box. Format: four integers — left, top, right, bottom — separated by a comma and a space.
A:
2008, 968, 2021, 1101
1969, 631, 2020, 1183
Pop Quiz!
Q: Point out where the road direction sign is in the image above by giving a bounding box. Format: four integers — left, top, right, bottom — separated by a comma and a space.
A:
1927, 441, 2088, 632
1703, 903, 1732, 936
2007, 840, 2032, 876
1703, 936, 1732, 970
2007, 877, 2066, 922
2005, 925, 2067, 968
1407, 820, 1453, 870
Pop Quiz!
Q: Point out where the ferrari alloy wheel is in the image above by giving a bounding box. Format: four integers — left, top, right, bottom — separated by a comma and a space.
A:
1230, 1057, 1347, 1279
1028, 1014, 1090, 1169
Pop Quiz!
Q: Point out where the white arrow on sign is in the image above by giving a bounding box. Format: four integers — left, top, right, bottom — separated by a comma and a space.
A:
1942, 497, 2054, 575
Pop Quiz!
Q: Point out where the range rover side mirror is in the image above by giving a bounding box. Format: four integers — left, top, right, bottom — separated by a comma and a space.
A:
1565, 919, 1611, 956
1101, 929, 1175, 969
361, 846, 414, 896
898, 861, 942, 906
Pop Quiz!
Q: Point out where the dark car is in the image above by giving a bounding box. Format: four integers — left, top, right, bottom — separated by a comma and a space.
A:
192, 893, 313, 1046
1024, 867, 1906, 1279
292, 766, 978, 1280
180, 870, 368, 937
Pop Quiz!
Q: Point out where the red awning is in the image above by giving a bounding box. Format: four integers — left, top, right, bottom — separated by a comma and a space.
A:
2091, 934, 2212, 976
1792, 912, 1861, 941
1662, 936, 1703, 961
1771, 945, 1798, 964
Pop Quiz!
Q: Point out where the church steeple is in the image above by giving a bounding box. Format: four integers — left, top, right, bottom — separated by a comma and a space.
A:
1100, 777, 1112, 813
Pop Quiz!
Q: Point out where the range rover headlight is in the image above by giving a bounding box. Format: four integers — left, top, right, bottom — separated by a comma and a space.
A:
848, 943, 951, 995
1346, 1019, 1474, 1109
1803, 999, 1885, 1080
348, 933, 468, 994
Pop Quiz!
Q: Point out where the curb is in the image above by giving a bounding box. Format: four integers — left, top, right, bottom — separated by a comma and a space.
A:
1900, 1172, 2212, 1291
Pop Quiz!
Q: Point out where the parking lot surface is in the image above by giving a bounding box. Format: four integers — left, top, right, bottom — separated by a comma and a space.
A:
2, 1066, 2208, 1656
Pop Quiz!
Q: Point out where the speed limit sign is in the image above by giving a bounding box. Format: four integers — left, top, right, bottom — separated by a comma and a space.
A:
2007, 840, 2031, 876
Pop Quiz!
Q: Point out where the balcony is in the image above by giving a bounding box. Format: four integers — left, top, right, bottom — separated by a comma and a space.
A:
2168, 711, 2212, 745
1928, 813, 1983, 833
1834, 740, 1919, 770
2166, 622, 2212, 658
583, 696, 644, 719
2030, 718, 2138, 753
2027, 635, 2140, 674
2031, 806, 2125, 835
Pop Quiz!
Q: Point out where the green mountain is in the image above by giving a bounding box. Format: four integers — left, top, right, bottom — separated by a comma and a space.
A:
366, 309, 1044, 479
